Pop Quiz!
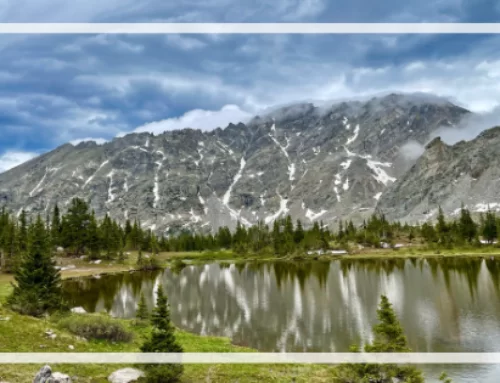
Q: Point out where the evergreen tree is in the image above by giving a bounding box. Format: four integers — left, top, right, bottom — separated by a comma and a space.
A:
136, 292, 149, 321
141, 284, 183, 382
1, 219, 20, 273
18, 209, 28, 252
458, 204, 477, 243
294, 219, 305, 244
50, 203, 61, 247
482, 209, 498, 244
7, 215, 65, 317
87, 211, 100, 260
336, 295, 424, 383
65, 198, 91, 255
436, 206, 450, 246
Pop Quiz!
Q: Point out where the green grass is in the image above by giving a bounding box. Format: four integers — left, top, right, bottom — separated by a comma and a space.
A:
0, 303, 333, 383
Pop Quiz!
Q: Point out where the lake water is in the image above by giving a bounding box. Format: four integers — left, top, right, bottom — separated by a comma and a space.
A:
63, 257, 500, 382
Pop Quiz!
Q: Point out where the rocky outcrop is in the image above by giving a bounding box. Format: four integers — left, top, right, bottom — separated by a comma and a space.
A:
33, 365, 72, 383
108, 368, 145, 383
0, 93, 469, 232
377, 126, 500, 222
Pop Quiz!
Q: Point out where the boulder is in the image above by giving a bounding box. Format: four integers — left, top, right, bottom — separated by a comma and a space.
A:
56, 247, 64, 253
108, 368, 145, 383
33, 366, 73, 383
51, 372, 72, 383
33, 365, 53, 383
70, 307, 87, 314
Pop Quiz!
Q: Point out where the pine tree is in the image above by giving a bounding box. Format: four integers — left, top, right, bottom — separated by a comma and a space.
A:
136, 292, 149, 321
7, 215, 65, 317
87, 211, 100, 260
337, 296, 424, 383
141, 284, 183, 382
366, 295, 410, 352
50, 203, 61, 247
2, 219, 21, 273
436, 206, 450, 246
294, 219, 305, 244
458, 204, 477, 243
66, 198, 91, 255
482, 209, 498, 244
18, 209, 28, 252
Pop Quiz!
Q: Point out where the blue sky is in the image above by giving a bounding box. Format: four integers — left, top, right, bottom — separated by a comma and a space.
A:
1, 0, 500, 171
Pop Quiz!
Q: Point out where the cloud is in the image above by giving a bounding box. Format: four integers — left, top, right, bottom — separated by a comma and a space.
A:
399, 140, 426, 161
133, 104, 252, 134
282, 0, 326, 20
430, 107, 500, 145
0, 151, 38, 173
70, 137, 108, 145
165, 35, 207, 50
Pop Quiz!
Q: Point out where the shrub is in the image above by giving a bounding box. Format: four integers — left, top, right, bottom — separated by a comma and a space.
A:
138, 255, 162, 271
170, 259, 187, 274
57, 314, 133, 342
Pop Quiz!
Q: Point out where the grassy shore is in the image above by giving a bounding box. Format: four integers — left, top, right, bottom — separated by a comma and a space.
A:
3, 245, 500, 290
0, 304, 332, 382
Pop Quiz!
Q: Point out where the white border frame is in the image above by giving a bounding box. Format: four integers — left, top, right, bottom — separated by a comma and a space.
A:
1, 21, 499, 365
1, 352, 500, 364
0, 23, 499, 34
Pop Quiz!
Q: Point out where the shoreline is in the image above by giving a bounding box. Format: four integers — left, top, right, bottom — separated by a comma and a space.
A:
3, 247, 500, 292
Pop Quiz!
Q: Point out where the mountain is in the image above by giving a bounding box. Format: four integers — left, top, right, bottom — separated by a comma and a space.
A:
376, 126, 500, 223
0, 93, 469, 234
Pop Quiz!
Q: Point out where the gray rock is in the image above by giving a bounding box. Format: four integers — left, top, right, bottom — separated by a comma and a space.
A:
33, 366, 72, 383
108, 368, 145, 383
56, 246, 64, 253
33, 365, 52, 383
70, 307, 87, 314
378, 126, 500, 222
50, 372, 72, 383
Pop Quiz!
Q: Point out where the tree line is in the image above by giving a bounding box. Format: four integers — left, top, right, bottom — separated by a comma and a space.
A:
2, 199, 500, 273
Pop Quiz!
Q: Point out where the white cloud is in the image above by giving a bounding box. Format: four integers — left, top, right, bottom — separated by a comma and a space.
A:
283, 0, 326, 20
70, 137, 108, 145
133, 104, 252, 134
165, 35, 207, 50
0, 151, 38, 173
404, 61, 427, 72
430, 106, 500, 145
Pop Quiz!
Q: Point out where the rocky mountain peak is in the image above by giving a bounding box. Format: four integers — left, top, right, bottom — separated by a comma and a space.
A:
0, 94, 474, 233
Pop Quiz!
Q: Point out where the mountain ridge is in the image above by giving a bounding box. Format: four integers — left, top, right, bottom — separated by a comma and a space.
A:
0, 93, 472, 233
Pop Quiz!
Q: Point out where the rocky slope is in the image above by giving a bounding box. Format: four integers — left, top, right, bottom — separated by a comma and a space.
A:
0, 93, 469, 233
377, 126, 500, 223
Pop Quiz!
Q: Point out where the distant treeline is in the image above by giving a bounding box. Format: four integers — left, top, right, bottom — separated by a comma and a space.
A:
1, 198, 499, 272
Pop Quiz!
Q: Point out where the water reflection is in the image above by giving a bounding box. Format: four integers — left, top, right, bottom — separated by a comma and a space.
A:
63, 258, 500, 381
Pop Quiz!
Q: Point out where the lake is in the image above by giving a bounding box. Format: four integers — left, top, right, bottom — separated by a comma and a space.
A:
63, 257, 500, 382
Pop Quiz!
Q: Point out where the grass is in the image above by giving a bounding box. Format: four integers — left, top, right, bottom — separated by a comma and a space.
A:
0, 305, 333, 383
56, 313, 134, 342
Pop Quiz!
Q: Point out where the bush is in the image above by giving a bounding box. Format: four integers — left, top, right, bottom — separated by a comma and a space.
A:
57, 314, 133, 342
138, 256, 162, 271
138, 365, 183, 383
170, 259, 187, 274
